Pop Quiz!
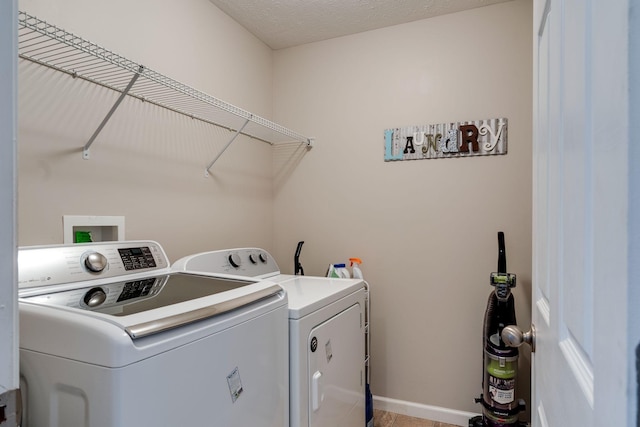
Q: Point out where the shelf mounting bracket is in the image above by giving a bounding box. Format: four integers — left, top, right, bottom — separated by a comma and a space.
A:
82, 65, 144, 159
205, 118, 251, 177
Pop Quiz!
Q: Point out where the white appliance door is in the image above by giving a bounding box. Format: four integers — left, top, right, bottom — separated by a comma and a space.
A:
532, 0, 633, 426
308, 303, 364, 427
20, 302, 289, 427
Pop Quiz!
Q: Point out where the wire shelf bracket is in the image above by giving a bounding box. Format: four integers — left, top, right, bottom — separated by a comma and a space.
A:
205, 118, 250, 177
17, 11, 314, 164
83, 65, 143, 159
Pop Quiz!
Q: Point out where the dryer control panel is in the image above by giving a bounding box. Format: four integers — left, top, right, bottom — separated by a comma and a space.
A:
18, 240, 170, 290
172, 248, 280, 279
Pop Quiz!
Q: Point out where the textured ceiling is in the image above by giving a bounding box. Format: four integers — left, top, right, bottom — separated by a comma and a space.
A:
209, 0, 514, 50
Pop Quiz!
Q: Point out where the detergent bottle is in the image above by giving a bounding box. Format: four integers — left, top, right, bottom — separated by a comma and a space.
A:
335, 263, 350, 278
327, 264, 340, 278
327, 263, 350, 278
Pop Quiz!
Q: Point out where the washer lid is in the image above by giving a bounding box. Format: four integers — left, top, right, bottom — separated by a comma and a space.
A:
274, 275, 364, 319
22, 272, 252, 314
21, 272, 283, 339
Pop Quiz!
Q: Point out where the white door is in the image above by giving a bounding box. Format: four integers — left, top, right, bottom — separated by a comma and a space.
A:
532, 0, 635, 426
0, 0, 18, 397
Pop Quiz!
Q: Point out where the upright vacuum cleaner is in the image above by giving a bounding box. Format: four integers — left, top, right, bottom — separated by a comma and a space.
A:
470, 232, 528, 427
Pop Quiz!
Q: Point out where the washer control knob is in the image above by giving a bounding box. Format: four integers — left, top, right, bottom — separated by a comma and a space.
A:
228, 253, 241, 268
84, 252, 108, 273
84, 287, 107, 307
259, 252, 268, 263
249, 254, 258, 264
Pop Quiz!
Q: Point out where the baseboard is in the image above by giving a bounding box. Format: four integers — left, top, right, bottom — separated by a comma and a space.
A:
373, 395, 481, 426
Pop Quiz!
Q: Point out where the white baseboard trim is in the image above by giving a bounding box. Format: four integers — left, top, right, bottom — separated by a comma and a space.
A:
373, 395, 481, 426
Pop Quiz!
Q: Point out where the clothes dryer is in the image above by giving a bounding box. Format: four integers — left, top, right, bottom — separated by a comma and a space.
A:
172, 248, 366, 427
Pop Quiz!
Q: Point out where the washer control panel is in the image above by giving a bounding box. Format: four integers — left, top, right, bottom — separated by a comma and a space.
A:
172, 247, 280, 278
18, 240, 169, 290
118, 247, 157, 271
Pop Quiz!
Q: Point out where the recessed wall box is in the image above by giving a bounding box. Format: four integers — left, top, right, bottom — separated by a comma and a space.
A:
63, 215, 125, 244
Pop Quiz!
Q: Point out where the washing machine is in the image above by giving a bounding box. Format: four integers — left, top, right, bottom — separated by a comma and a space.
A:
18, 241, 289, 427
172, 248, 366, 427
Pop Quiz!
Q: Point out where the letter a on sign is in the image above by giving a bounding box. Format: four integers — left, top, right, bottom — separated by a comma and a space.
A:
404, 136, 415, 154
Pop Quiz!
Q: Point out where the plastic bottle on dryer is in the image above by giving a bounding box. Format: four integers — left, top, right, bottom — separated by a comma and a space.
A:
349, 258, 363, 279
335, 263, 351, 278
327, 264, 340, 278
327, 263, 350, 278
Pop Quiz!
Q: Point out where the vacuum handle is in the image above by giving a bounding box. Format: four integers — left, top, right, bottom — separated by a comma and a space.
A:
294, 241, 304, 275
497, 231, 506, 273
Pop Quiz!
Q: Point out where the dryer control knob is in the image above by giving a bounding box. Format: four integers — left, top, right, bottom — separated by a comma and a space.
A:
228, 253, 241, 268
85, 252, 108, 273
84, 287, 107, 307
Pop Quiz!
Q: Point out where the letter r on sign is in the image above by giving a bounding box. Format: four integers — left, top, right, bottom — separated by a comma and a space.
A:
459, 124, 479, 153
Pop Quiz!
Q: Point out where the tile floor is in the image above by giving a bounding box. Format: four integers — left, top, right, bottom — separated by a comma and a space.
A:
373, 409, 461, 427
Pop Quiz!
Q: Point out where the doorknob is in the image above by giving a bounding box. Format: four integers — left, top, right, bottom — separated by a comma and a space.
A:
502, 324, 536, 352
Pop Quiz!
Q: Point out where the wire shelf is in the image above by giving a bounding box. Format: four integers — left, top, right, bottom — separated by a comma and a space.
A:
18, 11, 313, 166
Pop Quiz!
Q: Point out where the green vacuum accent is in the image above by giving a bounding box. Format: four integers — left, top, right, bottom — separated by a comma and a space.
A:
490, 272, 516, 286
487, 358, 517, 379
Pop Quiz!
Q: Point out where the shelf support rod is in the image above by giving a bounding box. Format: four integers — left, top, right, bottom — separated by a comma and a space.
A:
83, 65, 144, 159
205, 118, 251, 176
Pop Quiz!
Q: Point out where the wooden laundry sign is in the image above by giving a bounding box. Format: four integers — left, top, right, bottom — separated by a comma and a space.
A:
384, 118, 507, 161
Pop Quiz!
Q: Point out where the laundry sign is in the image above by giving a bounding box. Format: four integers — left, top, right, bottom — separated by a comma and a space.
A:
384, 117, 507, 161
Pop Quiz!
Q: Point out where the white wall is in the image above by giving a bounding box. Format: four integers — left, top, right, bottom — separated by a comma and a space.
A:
272, 0, 533, 418
18, 0, 277, 261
